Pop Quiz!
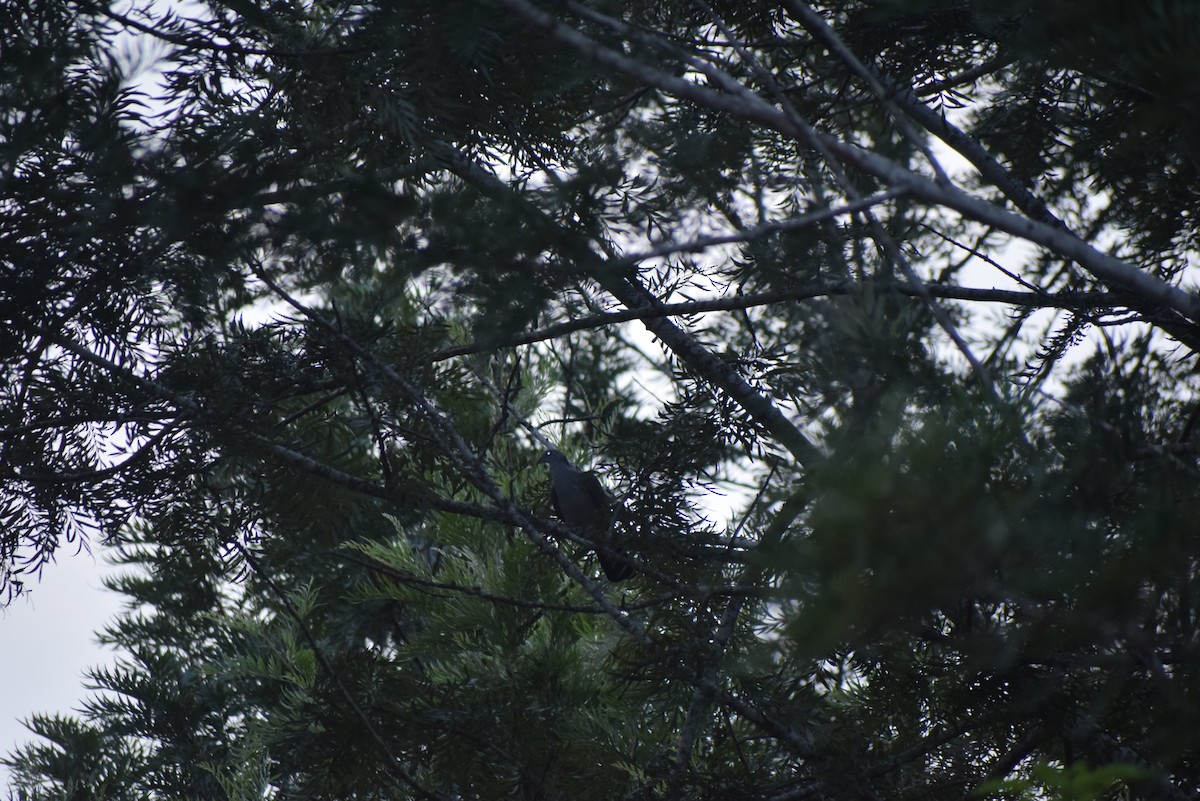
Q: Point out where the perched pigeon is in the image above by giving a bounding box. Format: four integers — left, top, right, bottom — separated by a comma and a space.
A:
540, 449, 633, 581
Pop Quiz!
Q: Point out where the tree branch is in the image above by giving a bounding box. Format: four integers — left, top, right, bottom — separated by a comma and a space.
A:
427, 282, 1127, 363
429, 140, 823, 465
249, 260, 823, 763
343, 551, 682, 614
497, 0, 1200, 331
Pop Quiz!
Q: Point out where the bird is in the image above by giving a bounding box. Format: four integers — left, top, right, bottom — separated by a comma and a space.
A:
540, 449, 634, 581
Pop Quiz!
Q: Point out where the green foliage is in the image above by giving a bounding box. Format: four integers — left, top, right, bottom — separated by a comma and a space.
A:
5, 1, 1200, 799
978, 761, 1152, 801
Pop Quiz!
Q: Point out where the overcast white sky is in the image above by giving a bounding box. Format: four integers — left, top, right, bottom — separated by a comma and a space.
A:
0, 550, 123, 788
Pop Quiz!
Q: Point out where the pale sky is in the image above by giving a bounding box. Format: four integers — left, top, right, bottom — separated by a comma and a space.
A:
0, 549, 123, 788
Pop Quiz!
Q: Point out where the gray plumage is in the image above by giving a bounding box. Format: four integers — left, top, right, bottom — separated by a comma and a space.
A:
540, 449, 633, 581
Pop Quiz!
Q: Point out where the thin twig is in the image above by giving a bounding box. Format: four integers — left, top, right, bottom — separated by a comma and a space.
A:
343, 551, 681, 613
614, 189, 906, 266
426, 282, 1117, 363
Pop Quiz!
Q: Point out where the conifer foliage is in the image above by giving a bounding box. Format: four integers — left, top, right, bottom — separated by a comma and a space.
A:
4, 1, 1200, 799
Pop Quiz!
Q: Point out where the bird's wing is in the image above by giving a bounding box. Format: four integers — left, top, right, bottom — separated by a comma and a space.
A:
582, 473, 632, 580
580, 471, 613, 517
597, 552, 634, 582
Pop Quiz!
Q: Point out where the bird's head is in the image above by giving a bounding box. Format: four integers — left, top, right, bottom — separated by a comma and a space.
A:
540, 449, 570, 468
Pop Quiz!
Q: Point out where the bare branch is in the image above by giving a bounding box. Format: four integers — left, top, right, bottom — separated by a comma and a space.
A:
343, 551, 683, 614
14, 418, 183, 485
497, 0, 1200, 331
914, 54, 1018, 96
615, 189, 906, 266
427, 282, 1124, 363
782, 0, 952, 185
429, 140, 823, 465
